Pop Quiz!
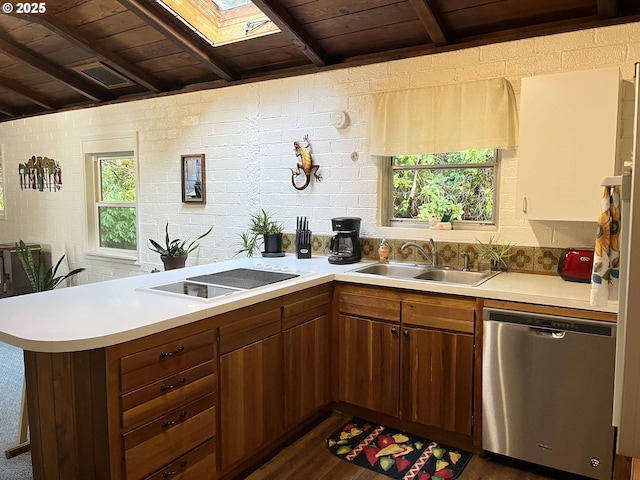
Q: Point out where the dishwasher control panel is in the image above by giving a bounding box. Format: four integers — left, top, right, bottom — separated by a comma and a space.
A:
484, 308, 615, 337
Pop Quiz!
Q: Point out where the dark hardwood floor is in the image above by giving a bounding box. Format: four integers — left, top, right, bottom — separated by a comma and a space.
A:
246, 412, 601, 480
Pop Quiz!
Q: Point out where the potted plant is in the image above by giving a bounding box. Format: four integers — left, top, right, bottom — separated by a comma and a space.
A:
149, 222, 213, 270
476, 237, 515, 271
15, 240, 85, 292
236, 209, 283, 257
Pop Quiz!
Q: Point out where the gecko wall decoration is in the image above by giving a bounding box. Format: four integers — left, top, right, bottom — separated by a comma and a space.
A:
291, 134, 322, 191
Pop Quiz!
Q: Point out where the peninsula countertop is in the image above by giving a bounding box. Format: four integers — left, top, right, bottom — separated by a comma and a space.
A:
0, 255, 617, 353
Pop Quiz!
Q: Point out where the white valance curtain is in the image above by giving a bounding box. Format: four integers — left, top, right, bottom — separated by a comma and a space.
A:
366, 78, 519, 156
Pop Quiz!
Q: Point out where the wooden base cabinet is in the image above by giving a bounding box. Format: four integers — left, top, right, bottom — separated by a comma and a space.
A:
218, 285, 332, 474
24, 284, 333, 480
338, 315, 400, 417
401, 294, 476, 437
336, 285, 477, 440
218, 306, 284, 471
401, 327, 473, 436
113, 326, 218, 480
284, 314, 331, 429
282, 285, 332, 429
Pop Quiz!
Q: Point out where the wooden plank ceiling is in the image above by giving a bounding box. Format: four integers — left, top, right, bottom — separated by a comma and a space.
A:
0, 0, 638, 122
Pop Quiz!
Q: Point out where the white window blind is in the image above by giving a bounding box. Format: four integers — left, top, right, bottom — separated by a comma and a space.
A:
366, 78, 519, 156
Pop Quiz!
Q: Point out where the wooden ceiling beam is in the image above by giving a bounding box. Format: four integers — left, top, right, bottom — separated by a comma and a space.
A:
250, 0, 331, 67
117, 0, 237, 82
25, 14, 165, 93
597, 0, 617, 19
0, 33, 113, 102
0, 76, 57, 110
0, 100, 17, 117
408, 0, 449, 46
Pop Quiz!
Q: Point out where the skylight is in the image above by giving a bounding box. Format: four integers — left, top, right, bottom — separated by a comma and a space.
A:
212, 0, 251, 10
157, 0, 279, 46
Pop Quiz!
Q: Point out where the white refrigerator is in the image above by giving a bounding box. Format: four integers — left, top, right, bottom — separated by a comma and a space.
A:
614, 61, 640, 458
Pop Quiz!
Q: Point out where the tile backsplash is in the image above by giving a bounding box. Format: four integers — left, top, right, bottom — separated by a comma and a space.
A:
283, 233, 562, 275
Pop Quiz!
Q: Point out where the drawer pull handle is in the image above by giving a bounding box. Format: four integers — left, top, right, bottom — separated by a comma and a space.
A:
163, 460, 187, 478
159, 345, 185, 359
160, 377, 186, 392
162, 411, 187, 428
391, 327, 397, 335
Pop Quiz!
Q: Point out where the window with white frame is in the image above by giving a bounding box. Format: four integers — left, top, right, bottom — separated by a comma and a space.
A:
83, 134, 139, 260
386, 148, 499, 228
94, 155, 137, 250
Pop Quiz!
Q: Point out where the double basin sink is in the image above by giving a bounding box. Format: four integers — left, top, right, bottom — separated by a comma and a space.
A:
349, 263, 499, 287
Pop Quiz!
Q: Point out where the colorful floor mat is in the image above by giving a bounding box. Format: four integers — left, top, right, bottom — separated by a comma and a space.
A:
327, 417, 472, 480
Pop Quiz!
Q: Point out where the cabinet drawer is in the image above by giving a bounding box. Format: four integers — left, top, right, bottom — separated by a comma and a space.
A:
121, 361, 216, 431
218, 307, 281, 354
338, 286, 401, 322
144, 439, 216, 480
124, 394, 216, 479
402, 295, 475, 333
120, 331, 215, 393
282, 285, 331, 330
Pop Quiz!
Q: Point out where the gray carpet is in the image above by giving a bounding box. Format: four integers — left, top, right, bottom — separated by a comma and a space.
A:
0, 342, 33, 479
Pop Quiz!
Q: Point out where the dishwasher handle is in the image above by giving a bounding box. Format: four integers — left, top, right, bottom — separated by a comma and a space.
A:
484, 307, 616, 338
530, 327, 566, 339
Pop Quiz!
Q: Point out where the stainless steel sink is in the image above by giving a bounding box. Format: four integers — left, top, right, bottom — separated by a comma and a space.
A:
351, 263, 427, 278
349, 263, 499, 287
413, 269, 498, 286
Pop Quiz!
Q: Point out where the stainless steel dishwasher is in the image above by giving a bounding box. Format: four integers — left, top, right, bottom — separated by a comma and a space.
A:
482, 308, 616, 480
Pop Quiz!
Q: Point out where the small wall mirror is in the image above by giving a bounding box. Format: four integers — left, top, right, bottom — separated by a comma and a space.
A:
181, 154, 206, 203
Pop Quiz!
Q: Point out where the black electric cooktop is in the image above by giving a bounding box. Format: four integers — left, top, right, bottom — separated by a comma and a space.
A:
149, 268, 301, 300
186, 268, 300, 290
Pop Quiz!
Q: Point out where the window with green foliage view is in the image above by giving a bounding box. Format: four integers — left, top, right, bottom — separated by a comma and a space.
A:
391, 149, 498, 225
95, 156, 137, 250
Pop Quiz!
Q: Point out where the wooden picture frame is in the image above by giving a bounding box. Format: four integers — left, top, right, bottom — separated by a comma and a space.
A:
181, 154, 206, 203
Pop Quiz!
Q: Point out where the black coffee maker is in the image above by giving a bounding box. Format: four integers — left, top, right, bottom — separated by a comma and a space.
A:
328, 217, 361, 264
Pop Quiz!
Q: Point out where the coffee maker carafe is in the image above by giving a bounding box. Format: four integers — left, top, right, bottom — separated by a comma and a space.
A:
328, 217, 361, 264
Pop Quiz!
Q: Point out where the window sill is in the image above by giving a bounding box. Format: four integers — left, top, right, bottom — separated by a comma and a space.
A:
86, 251, 139, 265
389, 220, 497, 232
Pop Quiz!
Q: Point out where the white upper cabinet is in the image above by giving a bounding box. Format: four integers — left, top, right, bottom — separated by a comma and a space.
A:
516, 67, 621, 221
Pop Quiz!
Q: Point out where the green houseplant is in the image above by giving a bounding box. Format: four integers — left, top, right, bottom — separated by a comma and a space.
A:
236, 209, 283, 257
149, 222, 213, 270
476, 237, 515, 271
15, 240, 85, 292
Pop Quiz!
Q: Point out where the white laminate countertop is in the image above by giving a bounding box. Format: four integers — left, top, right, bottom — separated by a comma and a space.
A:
0, 255, 617, 353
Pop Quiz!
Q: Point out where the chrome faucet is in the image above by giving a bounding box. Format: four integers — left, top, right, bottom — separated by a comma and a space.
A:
401, 239, 438, 266
461, 252, 470, 271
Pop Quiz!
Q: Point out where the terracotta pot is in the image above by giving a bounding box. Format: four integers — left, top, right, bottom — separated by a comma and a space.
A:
161, 255, 187, 270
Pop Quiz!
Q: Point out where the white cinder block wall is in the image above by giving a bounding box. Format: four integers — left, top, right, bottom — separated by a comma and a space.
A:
0, 22, 639, 283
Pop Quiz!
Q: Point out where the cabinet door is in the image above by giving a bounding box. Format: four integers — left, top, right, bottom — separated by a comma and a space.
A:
283, 314, 331, 429
516, 67, 620, 221
338, 315, 400, 417
402, 327, 473, 436
219, 333, 283, 471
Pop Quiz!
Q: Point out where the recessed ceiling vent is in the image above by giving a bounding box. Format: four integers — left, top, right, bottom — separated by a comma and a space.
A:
72, 62, 134, 89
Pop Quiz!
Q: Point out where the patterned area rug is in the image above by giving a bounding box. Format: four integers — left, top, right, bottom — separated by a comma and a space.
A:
327, 418, 472, 480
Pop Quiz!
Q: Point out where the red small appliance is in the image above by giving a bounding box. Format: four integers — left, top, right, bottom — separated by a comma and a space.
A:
558, 248, 594, 283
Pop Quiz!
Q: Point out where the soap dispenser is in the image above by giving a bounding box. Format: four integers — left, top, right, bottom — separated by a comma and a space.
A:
378, 238, 390, 264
